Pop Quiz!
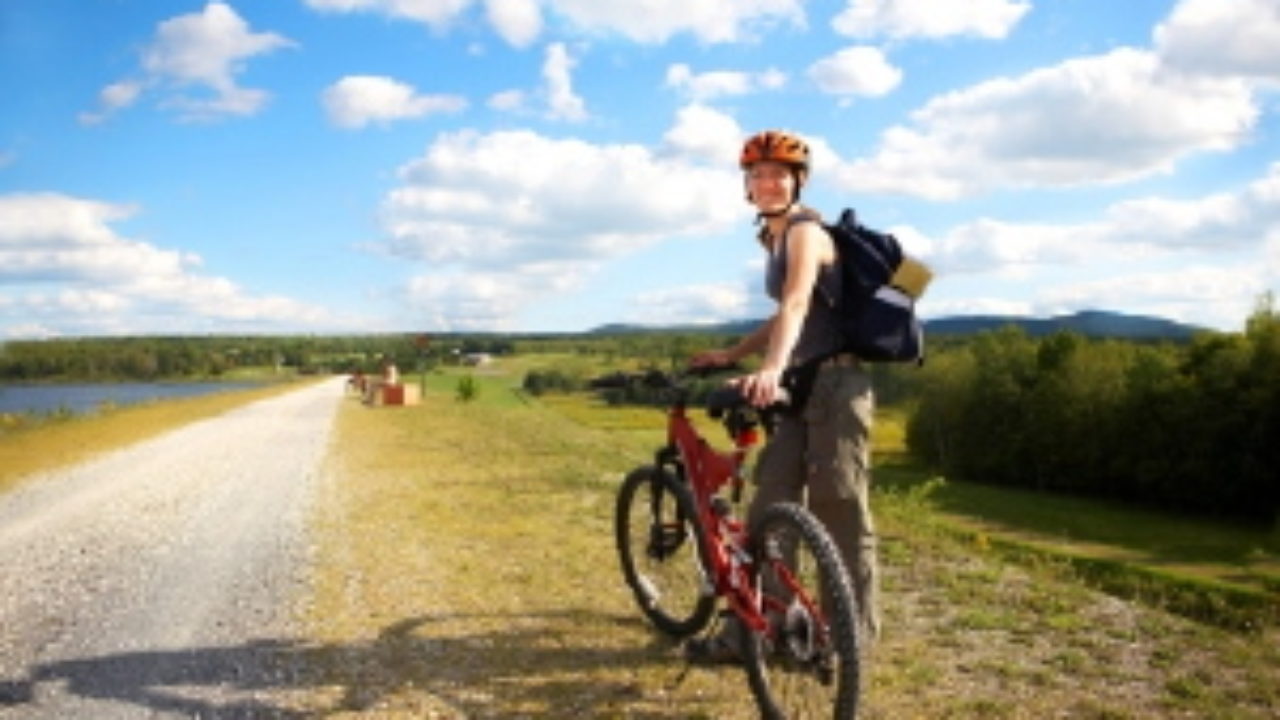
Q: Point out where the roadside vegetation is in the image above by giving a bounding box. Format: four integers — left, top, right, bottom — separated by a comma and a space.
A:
304, 355, 1279, 718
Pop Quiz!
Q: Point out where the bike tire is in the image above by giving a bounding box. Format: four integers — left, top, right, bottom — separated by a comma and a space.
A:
615, 465, 716, 638
743, 502, 861, 720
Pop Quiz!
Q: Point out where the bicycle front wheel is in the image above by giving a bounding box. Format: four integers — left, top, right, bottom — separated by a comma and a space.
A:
615, 465, 715, 638
744, 502, 861, 720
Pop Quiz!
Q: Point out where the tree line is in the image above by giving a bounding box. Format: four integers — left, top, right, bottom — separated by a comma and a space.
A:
0, 334, 517, 381
905, 299, 1279, 525
5, 308, 1275, 526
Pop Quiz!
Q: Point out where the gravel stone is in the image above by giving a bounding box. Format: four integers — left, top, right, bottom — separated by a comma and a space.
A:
0, 378, 344, 718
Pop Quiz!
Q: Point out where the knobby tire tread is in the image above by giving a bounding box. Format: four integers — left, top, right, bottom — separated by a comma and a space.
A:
744, 501, 861, 720
614, 465, 715, 638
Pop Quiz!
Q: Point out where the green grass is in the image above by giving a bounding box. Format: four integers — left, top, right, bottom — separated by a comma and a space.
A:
873, 453, 1280, 630
309, 363, 1279, 717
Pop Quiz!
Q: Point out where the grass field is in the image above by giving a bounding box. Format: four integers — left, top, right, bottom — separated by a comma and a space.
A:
305, 363, 1280, 718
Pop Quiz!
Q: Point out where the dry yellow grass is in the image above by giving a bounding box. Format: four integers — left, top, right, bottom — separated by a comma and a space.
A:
0, 379, 310, 493
304, 384, 761, 718
304, 377, 1280, 719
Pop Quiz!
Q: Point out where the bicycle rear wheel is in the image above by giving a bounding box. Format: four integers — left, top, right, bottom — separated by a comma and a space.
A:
743, 502, 860, 720
615, 465, 715, 638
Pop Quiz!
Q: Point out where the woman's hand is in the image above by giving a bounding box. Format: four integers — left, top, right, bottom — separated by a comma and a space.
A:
736, 366, 783, 407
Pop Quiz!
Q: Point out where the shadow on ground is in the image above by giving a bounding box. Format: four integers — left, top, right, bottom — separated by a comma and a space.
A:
0, 609, 685, 718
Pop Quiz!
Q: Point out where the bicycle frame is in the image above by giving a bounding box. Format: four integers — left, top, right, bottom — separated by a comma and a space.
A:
654, 389, 785, 635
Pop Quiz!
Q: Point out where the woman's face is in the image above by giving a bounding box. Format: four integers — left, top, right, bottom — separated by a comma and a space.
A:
746, 161, 796, 214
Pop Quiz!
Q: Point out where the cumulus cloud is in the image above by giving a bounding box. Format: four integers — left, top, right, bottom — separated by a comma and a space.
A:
1155, 0, 1280, 85
551, 0, 805, 43
405, 262, 589, 331
662, 103, 744, 166
304, 0, 472, 30
925, 163, 1280, 272
375, 128, 748, 329
807, 46, 902, 99
628, 283, 750, 326
82, 2, 294, 124
832, 0, 1030, 40
835, 1, 1280, 200
837, 47, 1258, 200
305, 0, 805, 45
486, 0, 543, 47
912, 163, 1280, 329
542, 43, 587, 121
322, 76, 467, 129
665, 63, 787, 101
0, 193, 337, 337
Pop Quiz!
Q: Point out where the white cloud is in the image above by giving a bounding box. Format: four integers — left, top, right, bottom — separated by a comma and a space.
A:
0, 193, 338, 337
629, 283, 750, 326
78, 81, 144, 125
807, 46, 902, 99
376, 128, 748, 329
912, 164, 1280, 329
322, 76, 467, 129
304, 0, 472, 30
838, 48, 1258, 199
305, 0, 802, 45
544, 0, 805, 44
665, 63, 788, 101
485, 0, 542, 48
925, 163, 1280, 273
487, 89, 527, 112
1155, 0, 1280, 85
83, 2, 294, 123
405, 262, 588, 331
1036, 266, 1264, 328
833, 0, 1030, 40
662, 103, 744, 166
542, 43, 587, 121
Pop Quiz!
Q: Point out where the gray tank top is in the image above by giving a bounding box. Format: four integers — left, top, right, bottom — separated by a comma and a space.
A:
764, 213, 845, 366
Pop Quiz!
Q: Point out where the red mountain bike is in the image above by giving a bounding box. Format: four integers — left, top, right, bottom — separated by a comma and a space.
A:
611, 368, 860, 719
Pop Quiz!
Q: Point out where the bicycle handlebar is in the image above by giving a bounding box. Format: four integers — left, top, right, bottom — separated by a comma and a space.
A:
590, 365, 794, 412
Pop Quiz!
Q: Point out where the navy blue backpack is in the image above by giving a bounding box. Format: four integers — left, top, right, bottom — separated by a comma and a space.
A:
812, 209, 932, 364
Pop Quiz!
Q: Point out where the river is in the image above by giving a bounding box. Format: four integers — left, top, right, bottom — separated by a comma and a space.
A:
0, 381, 264, 416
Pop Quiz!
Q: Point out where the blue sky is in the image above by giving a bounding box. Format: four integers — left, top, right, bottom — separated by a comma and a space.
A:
1, 0, 1278, 338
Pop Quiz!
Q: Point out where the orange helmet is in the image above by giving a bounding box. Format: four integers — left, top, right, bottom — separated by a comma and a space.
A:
740, 130, 810, 172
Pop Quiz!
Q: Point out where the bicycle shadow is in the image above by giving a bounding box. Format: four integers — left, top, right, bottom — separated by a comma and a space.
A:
0, 609, 688, 718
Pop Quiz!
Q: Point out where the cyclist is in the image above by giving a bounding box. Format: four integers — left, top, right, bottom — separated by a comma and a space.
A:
689, 128, 880, 662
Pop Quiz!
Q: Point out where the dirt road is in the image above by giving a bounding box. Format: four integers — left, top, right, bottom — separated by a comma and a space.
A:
0, 378, 345, 718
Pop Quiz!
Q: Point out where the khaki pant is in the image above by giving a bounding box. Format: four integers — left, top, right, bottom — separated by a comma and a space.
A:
748, 362, 881, 644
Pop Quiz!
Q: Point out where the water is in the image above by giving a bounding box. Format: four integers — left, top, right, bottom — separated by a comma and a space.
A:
0, 381, 263, 416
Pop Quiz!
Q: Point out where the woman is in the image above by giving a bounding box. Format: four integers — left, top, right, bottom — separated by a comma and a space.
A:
689, 129, 880, 660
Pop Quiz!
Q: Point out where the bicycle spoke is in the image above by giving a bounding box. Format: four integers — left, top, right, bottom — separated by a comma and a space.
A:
745, 502, 860, 720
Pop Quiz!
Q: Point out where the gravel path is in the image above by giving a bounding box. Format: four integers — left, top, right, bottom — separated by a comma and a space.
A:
0, 378, 345, 718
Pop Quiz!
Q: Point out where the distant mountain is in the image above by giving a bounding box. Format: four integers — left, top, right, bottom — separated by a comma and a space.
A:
590, 310, 1206, 341
924, 310, 1205, 340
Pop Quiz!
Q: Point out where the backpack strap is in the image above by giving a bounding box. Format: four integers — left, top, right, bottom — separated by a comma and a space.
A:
782, 208, 823, 235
